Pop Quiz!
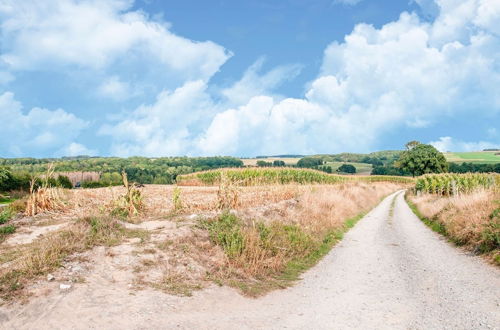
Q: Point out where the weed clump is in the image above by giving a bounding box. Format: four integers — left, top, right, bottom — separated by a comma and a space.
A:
112, 171, 144, 218
478, 208, 500, 253
203, 212, 318, 288
0, 208, 13, 224
0, 225, 15, 235
216, 172, 239, 210
205, 212, 245, 259
25, 165, 65, 216
172, 187, 183, 212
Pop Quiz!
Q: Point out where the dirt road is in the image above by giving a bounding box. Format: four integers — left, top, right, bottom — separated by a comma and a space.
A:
2, 191, 499, 329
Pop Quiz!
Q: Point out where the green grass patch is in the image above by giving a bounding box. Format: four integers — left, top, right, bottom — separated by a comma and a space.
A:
0, 198, 14, 205
0, 225, 15, 235
445, 151, 500, 164
324, 161, 373, 175
0, 208, 13, 224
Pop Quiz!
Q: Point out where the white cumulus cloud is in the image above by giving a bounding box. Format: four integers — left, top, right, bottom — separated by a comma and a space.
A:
0, 0, 231, 93
97, 76, 132, 101
194, 0, 500, 156
58, 143, 97, 157
430, 136, 500, 152
2, 0, 499, 157
0, 92, 88, 156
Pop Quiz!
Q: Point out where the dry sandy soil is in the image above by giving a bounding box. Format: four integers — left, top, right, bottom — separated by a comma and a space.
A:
0, 189, 499, 329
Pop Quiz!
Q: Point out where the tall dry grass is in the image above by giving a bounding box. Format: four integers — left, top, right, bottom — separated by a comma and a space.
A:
25, 166, 66, 216
204, 182, 403, 292
409, 189, 499, 261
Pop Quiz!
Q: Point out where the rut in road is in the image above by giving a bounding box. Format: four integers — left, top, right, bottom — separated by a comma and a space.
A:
2, 190, 499, 330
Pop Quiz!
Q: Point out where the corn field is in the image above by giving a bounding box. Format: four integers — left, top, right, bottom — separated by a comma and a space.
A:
415, 173, 499, 195
176, 168, 415, 186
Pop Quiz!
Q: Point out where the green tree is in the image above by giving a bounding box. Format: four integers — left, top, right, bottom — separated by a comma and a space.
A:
57, 175, 73, 189
256, 160, 272, 167
273, 160, 286, 167
337, 164, 356, 174
396, 143, 448, 177
296, 157, 323, 168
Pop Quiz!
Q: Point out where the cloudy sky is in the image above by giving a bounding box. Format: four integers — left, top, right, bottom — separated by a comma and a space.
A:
0, 0, 499, 157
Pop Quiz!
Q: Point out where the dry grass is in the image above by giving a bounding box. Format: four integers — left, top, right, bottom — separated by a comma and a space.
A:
25, 186, 65, 216
409, 189, 500, 263
25, 165, 67, 216
202, 182, 403, 294
110, 172, 144, 219
50, 185, 301, 220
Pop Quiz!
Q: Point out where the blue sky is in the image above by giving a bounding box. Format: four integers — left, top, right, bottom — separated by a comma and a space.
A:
0, 0, 499, 157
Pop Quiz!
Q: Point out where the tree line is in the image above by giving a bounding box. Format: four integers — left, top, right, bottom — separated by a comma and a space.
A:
0, 156, 243, 191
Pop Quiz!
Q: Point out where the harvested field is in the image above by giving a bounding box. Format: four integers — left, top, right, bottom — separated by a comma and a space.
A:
0, 182, 403, 305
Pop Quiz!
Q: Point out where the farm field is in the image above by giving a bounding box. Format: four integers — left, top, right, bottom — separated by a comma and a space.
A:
324, 161, 373, 175
176, 167, 414, 186
445, 151, 500, 163
0, 179, 403, 303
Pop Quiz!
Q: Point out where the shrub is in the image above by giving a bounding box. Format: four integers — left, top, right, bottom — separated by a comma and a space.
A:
337, 164, 356, 174
205, 212, 245, 259
56, 175, 73, 189
81, 181, 108, 188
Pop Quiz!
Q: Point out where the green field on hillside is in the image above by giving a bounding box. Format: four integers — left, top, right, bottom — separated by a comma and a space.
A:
445, 151, 500, 164
324, 162, 373, 175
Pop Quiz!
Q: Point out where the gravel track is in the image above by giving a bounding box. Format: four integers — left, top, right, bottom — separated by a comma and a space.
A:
2, 190, 499, 329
